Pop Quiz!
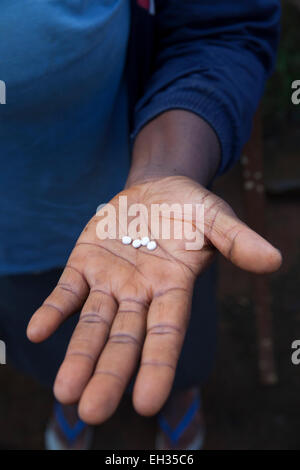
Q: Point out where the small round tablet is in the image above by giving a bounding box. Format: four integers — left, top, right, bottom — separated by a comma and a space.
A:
147, 240, 157, 251
132, 239, 142, 248
122, 236, 132, 245
141, 236, 150, 246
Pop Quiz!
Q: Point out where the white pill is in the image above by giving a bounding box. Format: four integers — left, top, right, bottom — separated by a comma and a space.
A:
147, 240, 157, 251
122, 236, 132, 245
132, 239, 142, 248
141, 236, 150, 246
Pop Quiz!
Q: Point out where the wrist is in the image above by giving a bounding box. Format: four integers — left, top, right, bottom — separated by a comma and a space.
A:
126, 163, 188, 188
127, 110, 221, 189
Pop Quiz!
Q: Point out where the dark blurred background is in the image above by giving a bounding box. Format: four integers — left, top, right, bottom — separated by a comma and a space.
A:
0, 0, 299, 450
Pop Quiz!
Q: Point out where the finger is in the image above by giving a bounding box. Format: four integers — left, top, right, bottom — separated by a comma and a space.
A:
54, 289, 118, 404
133, 287, 191, 416
27, 265, 89, 343
204, 199, 282, 273
79, 298, 148, 424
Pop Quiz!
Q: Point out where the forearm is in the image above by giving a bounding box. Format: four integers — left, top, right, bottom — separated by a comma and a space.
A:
126, 110, 221, 188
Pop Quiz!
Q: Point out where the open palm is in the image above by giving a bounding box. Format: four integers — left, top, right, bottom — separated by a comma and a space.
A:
27, 176, 281, 424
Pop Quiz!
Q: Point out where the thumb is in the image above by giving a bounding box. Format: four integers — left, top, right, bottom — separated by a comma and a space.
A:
204, 197, 282, 274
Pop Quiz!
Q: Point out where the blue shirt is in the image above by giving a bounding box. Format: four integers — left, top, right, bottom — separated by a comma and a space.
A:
0, 0, 131, 274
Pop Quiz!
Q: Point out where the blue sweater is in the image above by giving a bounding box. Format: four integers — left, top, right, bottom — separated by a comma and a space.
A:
0, 0, 280, 274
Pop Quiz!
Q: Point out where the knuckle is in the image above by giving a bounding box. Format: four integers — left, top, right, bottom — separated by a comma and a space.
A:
108, 332, 141, 347
147, 323, 182, 337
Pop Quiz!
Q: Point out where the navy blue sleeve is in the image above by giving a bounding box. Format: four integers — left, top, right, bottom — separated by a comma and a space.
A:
132, 0, 281, 175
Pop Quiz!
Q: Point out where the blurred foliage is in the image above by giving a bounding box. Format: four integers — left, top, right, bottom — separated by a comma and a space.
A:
263, 1, 300, 135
